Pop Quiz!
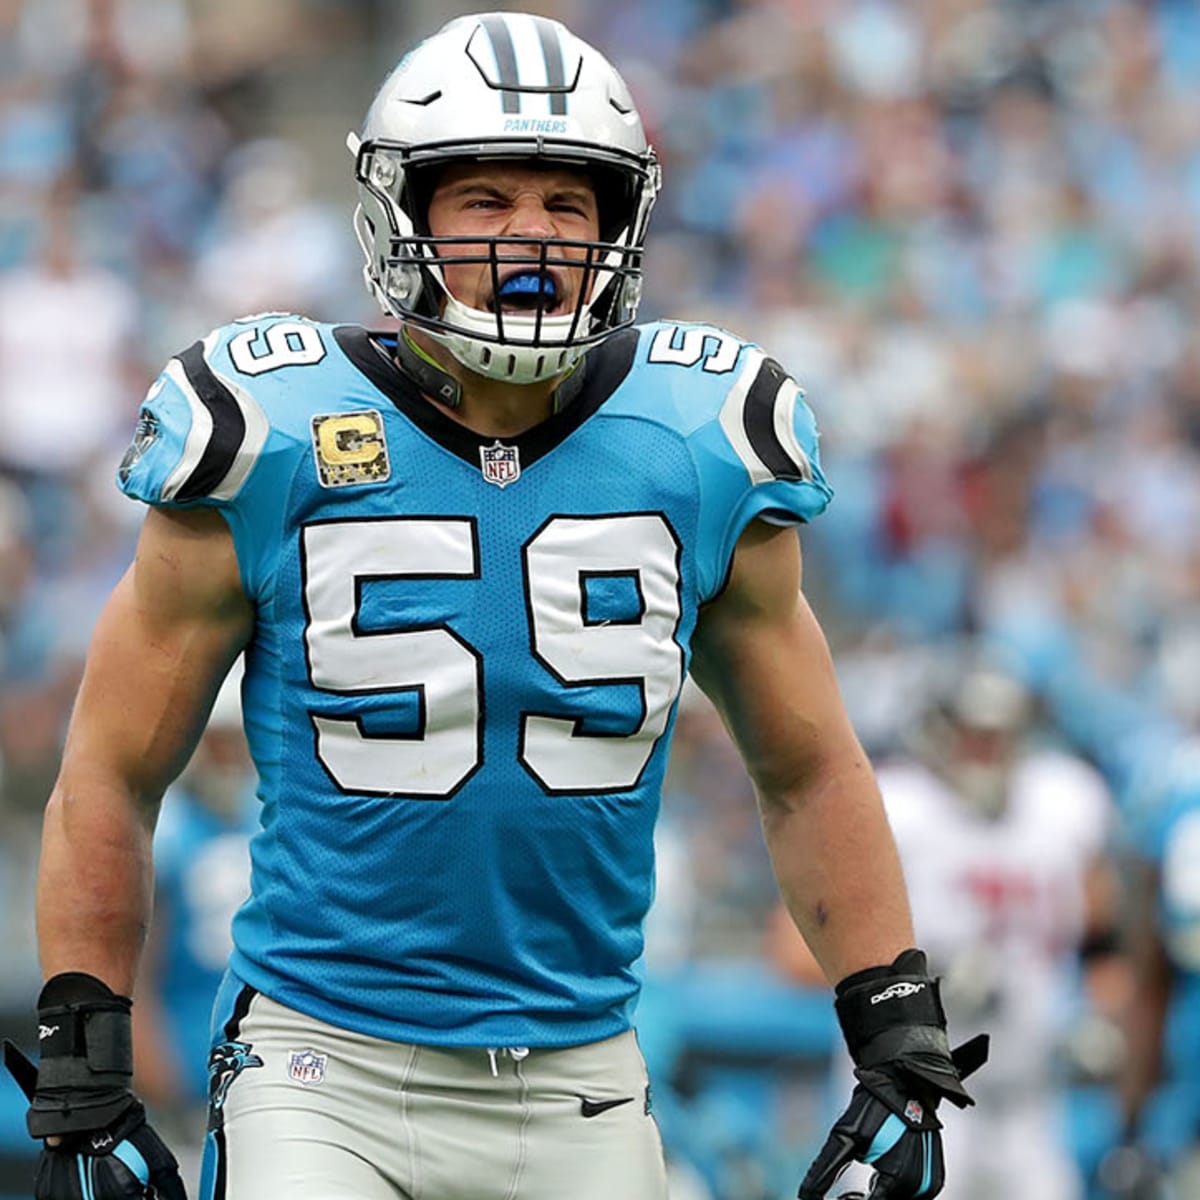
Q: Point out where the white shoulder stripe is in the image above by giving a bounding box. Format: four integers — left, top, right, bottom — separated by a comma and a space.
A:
773, 378, 814, 483
718, 348, 773, 485
160, 357, 213, 502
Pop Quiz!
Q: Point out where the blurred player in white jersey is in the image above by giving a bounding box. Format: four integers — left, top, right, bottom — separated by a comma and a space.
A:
772, 648, 1117, 1200
879, 655, 1116, 1200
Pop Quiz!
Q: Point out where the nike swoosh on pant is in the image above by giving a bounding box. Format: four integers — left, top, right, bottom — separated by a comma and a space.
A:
579, 1096, 635, 1118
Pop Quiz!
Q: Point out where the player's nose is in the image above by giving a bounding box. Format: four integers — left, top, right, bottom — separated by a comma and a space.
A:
504, 194, 557, 240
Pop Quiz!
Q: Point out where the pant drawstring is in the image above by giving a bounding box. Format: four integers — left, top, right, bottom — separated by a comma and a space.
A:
485, 1046, 529, 1077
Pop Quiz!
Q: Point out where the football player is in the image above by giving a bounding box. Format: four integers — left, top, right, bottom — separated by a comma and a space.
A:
1106, 741, 1200, 1199
6, 12, 982, 1199
869, 657, 1115, 1200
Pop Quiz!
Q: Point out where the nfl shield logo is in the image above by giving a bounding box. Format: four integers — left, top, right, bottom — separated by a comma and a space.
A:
287, 1048, 327, 1087
480, 440, 521, 488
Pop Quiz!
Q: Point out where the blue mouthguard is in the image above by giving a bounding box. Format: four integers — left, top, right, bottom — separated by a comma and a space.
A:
498, 272, 556, 300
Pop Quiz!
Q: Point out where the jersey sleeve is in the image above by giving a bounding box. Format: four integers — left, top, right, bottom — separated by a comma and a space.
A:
115, 325, 296, 600
685, 338, 834, 601
118, 330, 272, 507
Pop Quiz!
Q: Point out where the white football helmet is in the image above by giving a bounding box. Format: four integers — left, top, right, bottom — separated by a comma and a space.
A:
918, 656, 1033, 820
349, 12, 661, 384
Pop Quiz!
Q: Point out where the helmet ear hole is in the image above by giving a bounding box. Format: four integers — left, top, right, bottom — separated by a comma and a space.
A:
587, 164, 632, 243
403, 164, 441, 237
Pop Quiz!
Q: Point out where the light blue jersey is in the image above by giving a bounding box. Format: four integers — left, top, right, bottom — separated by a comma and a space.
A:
152, 788, 256, 1102
1131, 745, 1200, 1151
119, 314, 831, 1047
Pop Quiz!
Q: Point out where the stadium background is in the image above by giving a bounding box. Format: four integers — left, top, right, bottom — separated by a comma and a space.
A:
3, 0, 1200, 1196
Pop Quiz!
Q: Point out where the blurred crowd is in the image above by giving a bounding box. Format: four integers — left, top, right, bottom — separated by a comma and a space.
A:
4, 0, 1200, 1196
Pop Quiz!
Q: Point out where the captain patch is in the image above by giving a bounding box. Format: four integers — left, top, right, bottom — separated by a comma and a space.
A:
312, 410, 390, 487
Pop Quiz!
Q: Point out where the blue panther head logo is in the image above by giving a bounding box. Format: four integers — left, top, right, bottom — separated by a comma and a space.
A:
207, 1039, 264, 1120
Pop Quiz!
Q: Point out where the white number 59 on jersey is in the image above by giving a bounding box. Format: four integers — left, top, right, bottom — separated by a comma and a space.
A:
302, 513, 685, 799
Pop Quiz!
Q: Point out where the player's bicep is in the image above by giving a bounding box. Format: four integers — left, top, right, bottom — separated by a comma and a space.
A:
60, 507, 253, 808
691, 521, 865, 801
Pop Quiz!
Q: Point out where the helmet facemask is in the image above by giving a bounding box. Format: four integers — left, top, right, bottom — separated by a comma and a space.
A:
352, 139, 658, 384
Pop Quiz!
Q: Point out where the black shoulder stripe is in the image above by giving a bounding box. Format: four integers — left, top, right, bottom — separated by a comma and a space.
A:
175, 341, 247, 502
743, 356, 808, 482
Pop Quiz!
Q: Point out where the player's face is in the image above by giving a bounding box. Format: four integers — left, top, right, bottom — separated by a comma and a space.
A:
425, 162, 601, 319
944, 722, 1018, 819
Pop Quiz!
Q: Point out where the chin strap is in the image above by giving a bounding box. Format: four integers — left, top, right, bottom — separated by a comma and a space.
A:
392, 329, 588, 414
394, 329, 463, 408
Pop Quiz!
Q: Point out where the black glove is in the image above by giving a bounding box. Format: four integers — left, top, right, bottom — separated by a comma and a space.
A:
798, 949, 989, 1200
3, 972, 187, 1200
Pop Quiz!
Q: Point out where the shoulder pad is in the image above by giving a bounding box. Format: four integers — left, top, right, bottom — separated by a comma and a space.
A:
639, 320, 817, 483
118, 327, 272, 506
714, 345, 817, 485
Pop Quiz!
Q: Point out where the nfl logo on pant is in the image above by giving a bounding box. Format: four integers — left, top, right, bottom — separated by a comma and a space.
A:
287, 1048, 328, 1086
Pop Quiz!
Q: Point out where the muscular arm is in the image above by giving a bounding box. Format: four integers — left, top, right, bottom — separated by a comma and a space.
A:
37, 506, 253, 996
691, 520, 913, 984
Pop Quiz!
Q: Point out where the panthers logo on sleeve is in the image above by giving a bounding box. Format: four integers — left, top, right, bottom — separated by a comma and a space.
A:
117, 405, 162, 486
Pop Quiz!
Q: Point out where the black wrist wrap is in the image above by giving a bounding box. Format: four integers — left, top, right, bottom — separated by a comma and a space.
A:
835, 955, 948, 1069
834, 948, 975, 1109
27, 972, 136, 1138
